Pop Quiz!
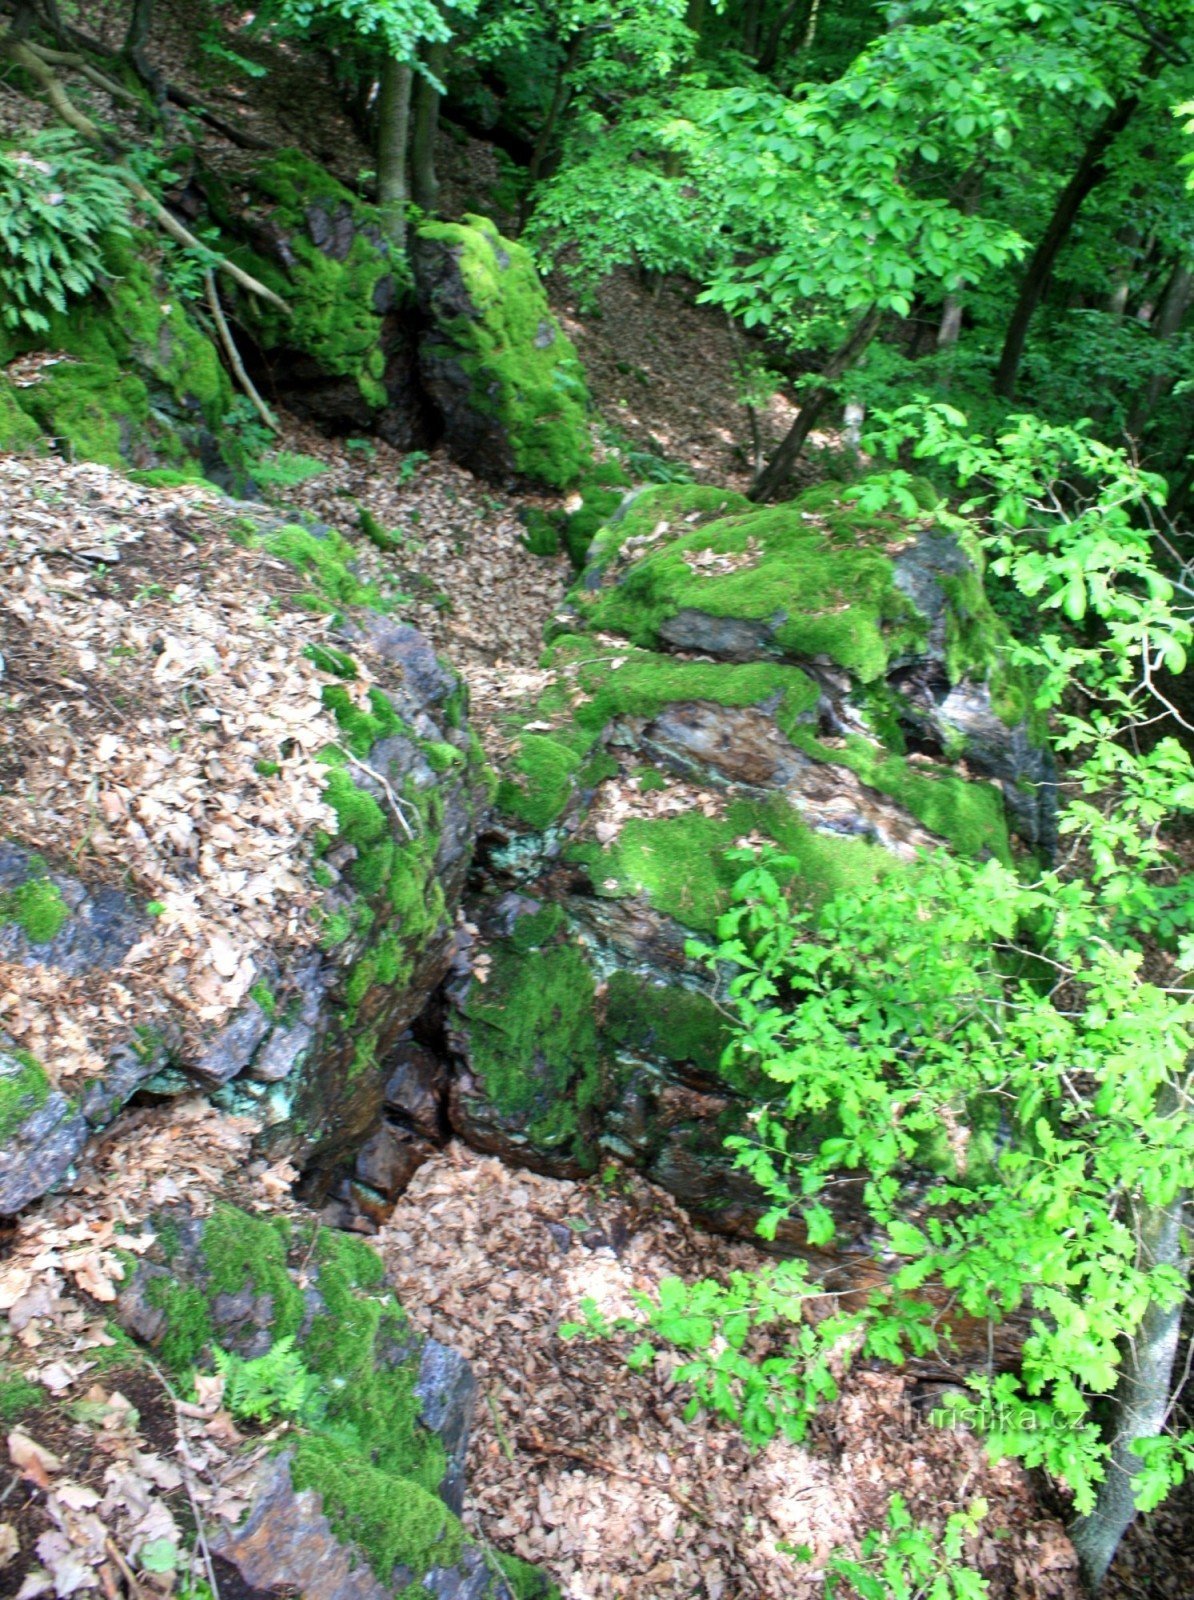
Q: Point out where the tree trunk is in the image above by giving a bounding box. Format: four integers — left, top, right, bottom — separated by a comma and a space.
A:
377, 55, 414, 253
994, 88, 1144, 399
741, 0, 762, 57
937, 296, 964, 347
748, 305, 882, 502
411, 39, 447, 214
756, 0, 808, 73
521, 33, 582, 225
1068, 1182, 1188, 1590
1126, 260, 1193, 436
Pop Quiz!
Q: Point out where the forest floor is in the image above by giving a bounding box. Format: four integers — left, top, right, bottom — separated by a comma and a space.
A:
2, 16, 1192, 1598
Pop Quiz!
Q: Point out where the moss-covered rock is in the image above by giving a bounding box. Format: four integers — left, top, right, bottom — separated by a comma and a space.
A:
208, 149, 428, 447
414, 214, 591, 489
433, 480, 1054, 1227
0, 232, 236, 476
114, 1203, 552, 1599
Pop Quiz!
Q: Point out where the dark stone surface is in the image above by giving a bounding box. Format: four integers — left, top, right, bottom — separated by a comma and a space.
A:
0, 842, 145, 974
416, 1339, 478, 1515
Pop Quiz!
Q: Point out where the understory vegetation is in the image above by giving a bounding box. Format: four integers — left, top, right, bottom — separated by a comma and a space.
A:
1, 0, 1193, 1595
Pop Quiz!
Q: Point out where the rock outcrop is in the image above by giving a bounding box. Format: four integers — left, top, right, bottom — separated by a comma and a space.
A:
414, 214, 592, 490
207, 150, 431, 449
0, 230, 237, 480
108, 1202, 556, 1600
0, 458, 487, 1213
411, 481, 1053, 1246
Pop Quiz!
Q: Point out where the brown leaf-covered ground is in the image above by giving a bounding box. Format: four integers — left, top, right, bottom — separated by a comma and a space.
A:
380, 1146, 1083, 1600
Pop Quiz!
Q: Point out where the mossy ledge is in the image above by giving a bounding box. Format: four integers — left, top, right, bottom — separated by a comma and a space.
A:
120, 1205, 552, 1595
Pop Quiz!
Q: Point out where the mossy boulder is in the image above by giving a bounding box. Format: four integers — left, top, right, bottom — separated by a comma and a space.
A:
414, 214, 591, 489
0, 232, 236, 477
113, 1203, 554, 1599
208, 149, 428, 446
433, 482, 1054, 1239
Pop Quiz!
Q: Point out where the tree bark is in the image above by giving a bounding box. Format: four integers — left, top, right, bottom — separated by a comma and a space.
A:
411, 39, 447, 214
756, 0, 808, 73
748, 305, 882, 502
376, 54, 414, 253
994, 88, 1144, 399
1126, 260, 1193, 436
1068, 1180, 1188, 1590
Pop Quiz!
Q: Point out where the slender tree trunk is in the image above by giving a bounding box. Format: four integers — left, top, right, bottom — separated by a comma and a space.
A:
377, 55, 414, 253
756, 0, 808, 73
741, 0, 762, 56
801, 0, 822, 50
937, 297, 964, 348
1069, 1176, 1188, 1589
748, 306, 882, 502
994, 88, 1144, 399
411, 39, 447, 214
685, 0, 707, 39
520, 33, 582, 225
1126, 261, 1193, 436
1106, 224, 1143, 318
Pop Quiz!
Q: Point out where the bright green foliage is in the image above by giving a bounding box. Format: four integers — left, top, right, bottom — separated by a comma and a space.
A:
213, 1336, 322, 1423
0, 861, 69, 943
0, 1048, 50, 1142
417, 213, 591, 487
0, 132, 131, 334
823, 1495, 990, 1600
594, 411, 1194, 1532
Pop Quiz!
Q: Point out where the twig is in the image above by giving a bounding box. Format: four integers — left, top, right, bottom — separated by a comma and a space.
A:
103, 1537, 147, 1598
138, 1355, 222, 1600
202, 268, 278, 433
335, 746, 419, 840
522, 1425, 711, 1523
486, 1392, 515, 1460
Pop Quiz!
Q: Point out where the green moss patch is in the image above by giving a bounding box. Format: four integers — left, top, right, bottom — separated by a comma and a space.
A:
0, 861, 69, 943
0, 1369, 44, 1424
418, 213, 591, 489
460, 936, 602, 1159
3, 232, 233, 472
0, 1047, 50, 1141
575, 483, 934, 682
569, 798, 899, 934
494, 635, 821, 830
223, 150, 407, 414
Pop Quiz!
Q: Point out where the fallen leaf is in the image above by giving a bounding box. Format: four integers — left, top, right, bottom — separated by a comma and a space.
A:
0, 1524, 19, 1568
8, 1431, 62, 1487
